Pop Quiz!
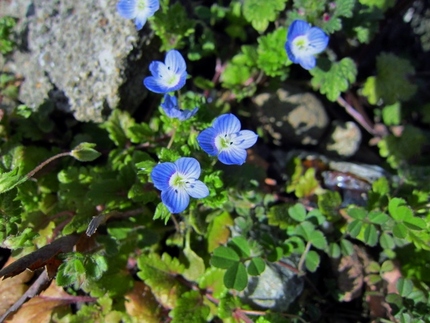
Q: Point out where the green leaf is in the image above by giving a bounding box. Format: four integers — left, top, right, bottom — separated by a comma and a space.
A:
288, 203, 307, 222
340, 239, 354, 256
198, 268, 228, 299
380, 232, 395, 250
256, 28, 290, 76
0, 168, 25, 194
224, 262, 248, 291
363, 223, 378, 247
70, 142, 101, 162
305, 250, 320, 272
347, 220, 363, 238
182, 246, 205, 282
362, 53, 417, 105
328, 243, 341, 258
348, 207, 367, 220
382, 102, 402, 126
211, 246, 240, 269
153, 202, 171, 224
169, 290, 210, 323
229, 236, 251, 258
309, 230, 328, 250
403, 216, 426, 231
393, 222, 408, 239
247, 257, 266, 276
378, 126, 426, 169
294, 221, 315, 241
207, 211, 234, 252
359, 0, 395, 11
151, 1, 196, 51
391, 206, 413, 222
368, 211, 389, 225
388, 198, 407, 217
396, 278, 413, 297
310, 58, 357, 101
101, 109, 135, 147
242, 0, 288, 32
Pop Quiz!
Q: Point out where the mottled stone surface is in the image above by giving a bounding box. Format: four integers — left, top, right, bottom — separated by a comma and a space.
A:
323, 121, 362, 158
240, 259, 303, 311
1, 0, 156, 122
253, 86, 329, 146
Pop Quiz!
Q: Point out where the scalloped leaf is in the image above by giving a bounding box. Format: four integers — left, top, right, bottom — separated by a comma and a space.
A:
310, 58, 357, 101
242, 0, 288, 32
362, 53, 417, 105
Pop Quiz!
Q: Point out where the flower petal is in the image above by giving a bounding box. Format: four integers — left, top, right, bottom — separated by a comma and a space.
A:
185, 180, 209, 199
197, 127, 218, 156
134, 15, 148, 31
151, 162, 176, 191
212, 114, 241, 135
306, 27, 329, 55
161, 187, 190, 213
144, 76, 169, 93
236, 130, 258, 149
297, 55, 316, 70
147, 0, 160, 12
218, 147, 247, 165
178, 107, 198, 121
285, 40, 298, 63
287, 20, 310, 41
165, 50, 187, 75
116, 0, 137, 19
175, 157, 201, 179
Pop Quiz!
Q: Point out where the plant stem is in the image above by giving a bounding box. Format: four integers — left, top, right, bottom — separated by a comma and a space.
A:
297, 241, 312, 273
25, 151, 71, 179
167, 127, 177, 149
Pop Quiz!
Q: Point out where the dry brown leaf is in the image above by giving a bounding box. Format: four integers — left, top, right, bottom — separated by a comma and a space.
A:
0, 235, 79, 279
0, 258, 33, 318
125, 281, 161, 323
331, 246, 364, 302
6, 280, 70, 323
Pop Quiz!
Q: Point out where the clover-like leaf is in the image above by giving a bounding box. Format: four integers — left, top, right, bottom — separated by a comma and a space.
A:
305, 250, 320, 272
224, 262, 248, 291
211, 246, 240, 269
247, 257, 266, 276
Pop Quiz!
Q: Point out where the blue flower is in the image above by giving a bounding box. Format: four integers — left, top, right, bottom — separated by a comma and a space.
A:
143, 50, 187, 94
285, 20, 329, 70
197, 114, 258, 166
151, 157, 209, 213
161, 95, 198, 121
116, 0, 160, 31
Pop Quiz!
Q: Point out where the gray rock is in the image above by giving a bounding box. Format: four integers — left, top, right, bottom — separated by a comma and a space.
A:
239, 259, 304, 311
323, 121, 362, 158
253, 85, 329, 146
2, 0, 157, 122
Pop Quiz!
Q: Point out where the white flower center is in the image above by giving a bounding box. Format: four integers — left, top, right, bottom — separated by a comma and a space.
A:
160, 67, 180, 87
169, 172, 196, 193
292, 35, 312, 54
137, 0, 147, 10
215, 132, 244, 151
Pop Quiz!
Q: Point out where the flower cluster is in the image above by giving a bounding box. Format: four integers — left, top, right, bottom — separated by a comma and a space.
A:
115, 8, 327, 213
285, 20, 329, 70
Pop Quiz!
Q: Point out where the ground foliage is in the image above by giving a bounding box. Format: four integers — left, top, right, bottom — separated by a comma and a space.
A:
0, 0, 430, 322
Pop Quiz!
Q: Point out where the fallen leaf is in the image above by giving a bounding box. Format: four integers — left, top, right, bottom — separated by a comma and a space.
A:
6, 279, 71, 323
124, 281, 161, 323
0, 258, 33, 318
0, 235, 79, 279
